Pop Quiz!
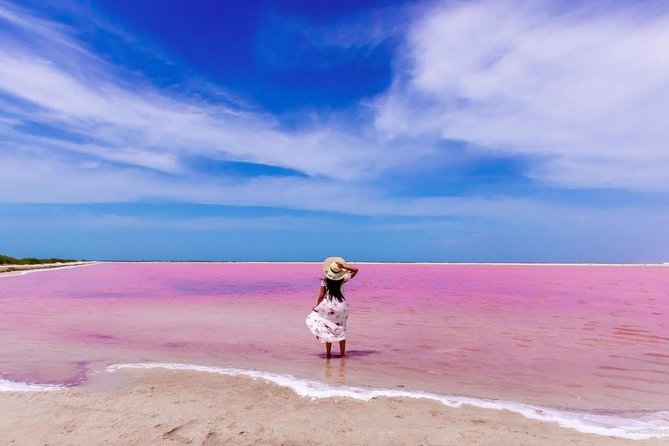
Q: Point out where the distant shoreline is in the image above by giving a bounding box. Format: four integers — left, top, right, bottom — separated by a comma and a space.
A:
91, 260, 669, 266
2, 261, 666, 273
0, 262, 95, 275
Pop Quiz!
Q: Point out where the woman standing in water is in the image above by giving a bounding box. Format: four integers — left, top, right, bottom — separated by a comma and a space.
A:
306, 257, 358, 359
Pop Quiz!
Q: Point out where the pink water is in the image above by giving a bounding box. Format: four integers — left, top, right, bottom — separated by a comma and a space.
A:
1, 263, 668, 426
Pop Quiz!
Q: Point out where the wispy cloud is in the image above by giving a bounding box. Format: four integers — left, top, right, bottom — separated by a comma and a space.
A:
4, 144, 660, 234
375, 0, 669, 190
256, 4, 404, 70
0, 1, 418, 187
1, 0, 668, 224
2, 0, 668, 261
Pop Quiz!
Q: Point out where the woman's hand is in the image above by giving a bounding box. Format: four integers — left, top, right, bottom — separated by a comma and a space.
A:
338, 261, 358, 278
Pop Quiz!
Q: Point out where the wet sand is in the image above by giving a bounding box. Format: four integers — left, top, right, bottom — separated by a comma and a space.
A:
0, 368, 665, 446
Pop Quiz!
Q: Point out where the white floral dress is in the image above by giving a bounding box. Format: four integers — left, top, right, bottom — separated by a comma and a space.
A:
305, 273, 351, 343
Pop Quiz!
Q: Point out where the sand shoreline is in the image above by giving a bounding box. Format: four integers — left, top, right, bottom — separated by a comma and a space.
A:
1, 369, 666, 445
0, 261, 94, 275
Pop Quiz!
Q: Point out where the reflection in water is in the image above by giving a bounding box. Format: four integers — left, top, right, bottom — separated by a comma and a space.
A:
324, 357, 346, 383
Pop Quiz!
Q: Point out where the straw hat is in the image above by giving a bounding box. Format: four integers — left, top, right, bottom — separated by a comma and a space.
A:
323, 256, 348, 281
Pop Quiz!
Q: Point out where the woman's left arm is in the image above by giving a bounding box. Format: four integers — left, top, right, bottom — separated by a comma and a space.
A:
315, 285, 326, 308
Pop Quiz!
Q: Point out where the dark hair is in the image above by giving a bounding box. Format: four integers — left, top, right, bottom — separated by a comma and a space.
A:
324, 277, 345, 302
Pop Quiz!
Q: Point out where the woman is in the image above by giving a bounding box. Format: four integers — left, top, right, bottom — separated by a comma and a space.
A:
306, 257, 358, 359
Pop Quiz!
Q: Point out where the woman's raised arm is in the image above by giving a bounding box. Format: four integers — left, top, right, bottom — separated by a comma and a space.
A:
338, 261, 358, 279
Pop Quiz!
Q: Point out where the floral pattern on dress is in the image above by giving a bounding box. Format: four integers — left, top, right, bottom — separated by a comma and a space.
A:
305, 273, 351, 343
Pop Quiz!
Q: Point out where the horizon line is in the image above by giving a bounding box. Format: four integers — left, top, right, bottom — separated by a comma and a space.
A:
91, 260, 669, 266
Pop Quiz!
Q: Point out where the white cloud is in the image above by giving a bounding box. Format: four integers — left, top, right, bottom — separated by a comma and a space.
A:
1, 146, 638, 225
375, 0, 669, 189
1, 212, 345, 232
0, 1, 423, 184
2, 0, 668, 229
0, 49, 379, 179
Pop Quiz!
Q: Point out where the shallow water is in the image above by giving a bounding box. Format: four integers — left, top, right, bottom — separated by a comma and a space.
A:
1, 262, 668, 436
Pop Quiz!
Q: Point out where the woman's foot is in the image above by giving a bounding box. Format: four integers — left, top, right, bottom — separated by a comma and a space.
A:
326, 352, 332, 359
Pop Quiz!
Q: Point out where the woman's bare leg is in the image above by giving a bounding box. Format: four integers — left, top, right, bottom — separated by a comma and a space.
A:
339, 340, 346, 357
325, 342, 332, 359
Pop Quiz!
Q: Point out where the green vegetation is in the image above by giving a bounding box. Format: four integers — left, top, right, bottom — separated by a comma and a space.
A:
0, 254, 79, 265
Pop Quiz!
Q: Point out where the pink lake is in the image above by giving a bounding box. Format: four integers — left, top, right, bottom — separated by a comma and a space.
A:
1, 262, 668, 433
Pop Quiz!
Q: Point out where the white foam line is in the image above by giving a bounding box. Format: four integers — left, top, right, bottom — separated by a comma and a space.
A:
106, 362, 669, 441
0, 377, 65, 392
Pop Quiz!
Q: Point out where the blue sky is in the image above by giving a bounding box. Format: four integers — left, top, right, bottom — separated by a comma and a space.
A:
1, 0, 668, 262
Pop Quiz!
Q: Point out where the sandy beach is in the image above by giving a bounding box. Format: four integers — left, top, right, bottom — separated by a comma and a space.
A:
0, 368, 665, 446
